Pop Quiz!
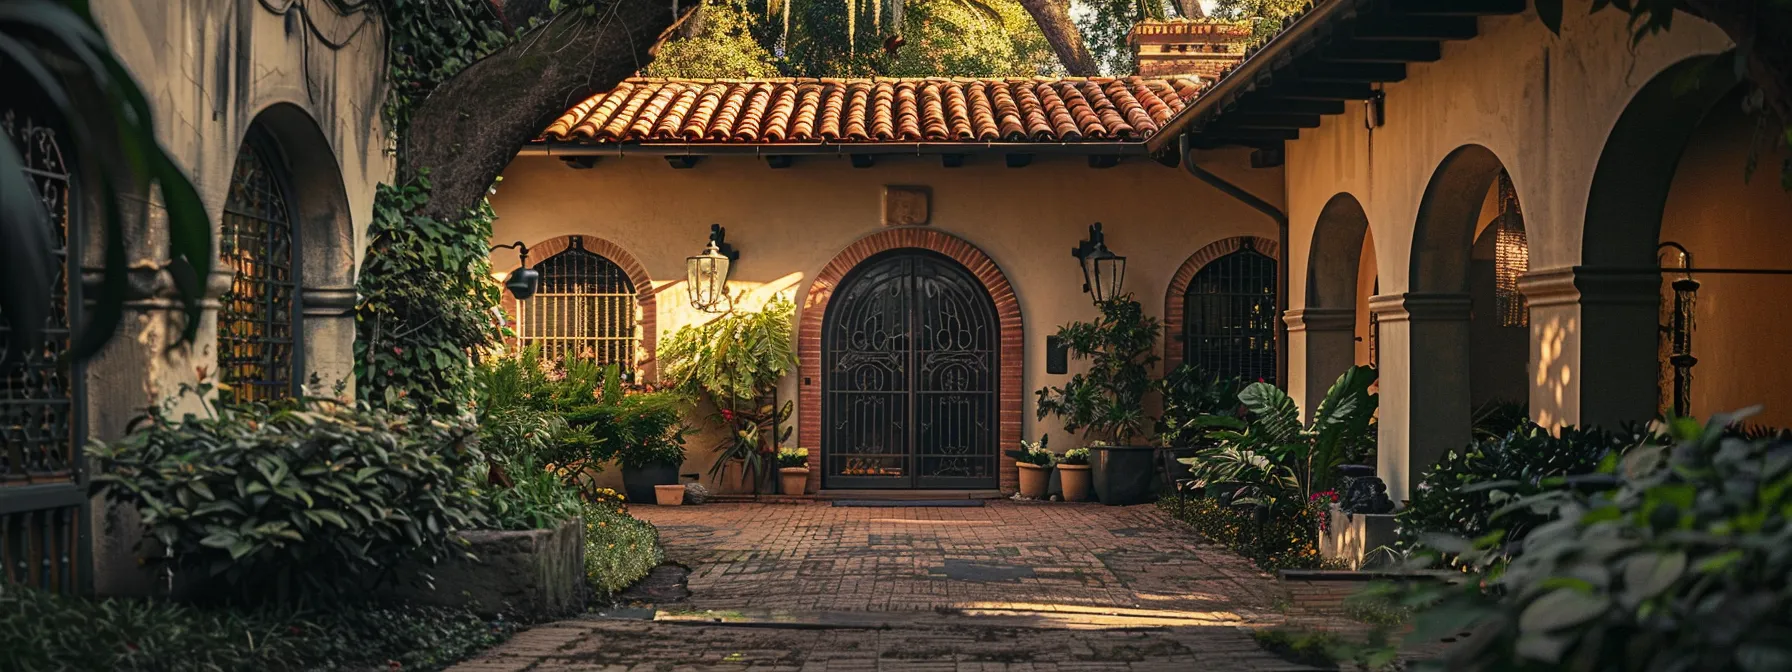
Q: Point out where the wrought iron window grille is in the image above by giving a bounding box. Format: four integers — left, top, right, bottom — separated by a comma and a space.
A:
218, 128, 302, 405
518, 236, 640, 368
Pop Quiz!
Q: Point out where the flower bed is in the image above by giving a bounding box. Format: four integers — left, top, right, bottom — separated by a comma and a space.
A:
1159, 496, 1337, 571
582, 493, 663, 595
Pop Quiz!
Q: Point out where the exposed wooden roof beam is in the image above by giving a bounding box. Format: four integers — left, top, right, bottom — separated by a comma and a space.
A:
1323, 40, 1442, 63
1296, 62, 1408, 83
1268, 83, 1378, 101
1388, 0, 1523, 16
1218, 113, 1324, 129
1230, 99, 1347, 116
1350, 16, 1479, 41
1203, 128, 1301, 142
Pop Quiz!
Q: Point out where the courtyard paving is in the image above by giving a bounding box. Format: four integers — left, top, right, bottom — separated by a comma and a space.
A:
452, 501, 1351, 671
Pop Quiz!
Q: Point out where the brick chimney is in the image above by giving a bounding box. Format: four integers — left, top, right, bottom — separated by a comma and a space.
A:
1129, 19, 1252, 79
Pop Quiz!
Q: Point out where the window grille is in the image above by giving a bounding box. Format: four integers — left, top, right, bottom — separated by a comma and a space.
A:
1183, 246, 1278, 384
1, 110, 88, 594
218, 131, 299, 404
518, 237, 639, 368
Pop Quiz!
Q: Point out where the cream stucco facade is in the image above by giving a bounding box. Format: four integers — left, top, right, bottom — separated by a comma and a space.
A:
487, 150, 1282, 493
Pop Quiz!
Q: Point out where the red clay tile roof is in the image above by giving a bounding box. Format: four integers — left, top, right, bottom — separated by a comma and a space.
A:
541, 76, 1207, 145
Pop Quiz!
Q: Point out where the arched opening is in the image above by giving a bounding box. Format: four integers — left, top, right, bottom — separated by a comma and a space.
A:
1468, 172, 1529, 413
1183, 244, 1278, 384
218, 126, 302, 404
1289, 193, 1371, 417
1354, 230, 1379, 369
820, 249, 1000, 490
518, 236, 641, 369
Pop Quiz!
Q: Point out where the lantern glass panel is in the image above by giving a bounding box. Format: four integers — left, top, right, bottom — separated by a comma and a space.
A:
1092, 255, 1125, 302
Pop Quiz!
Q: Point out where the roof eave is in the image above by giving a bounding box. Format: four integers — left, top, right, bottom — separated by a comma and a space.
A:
521, 140, 1160, 158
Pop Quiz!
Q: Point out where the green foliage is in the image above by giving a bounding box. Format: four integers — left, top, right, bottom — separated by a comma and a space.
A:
1008, 437, 1056, 466
0, 586, 514, 672
1471, 399, 1531, 442
1075, 0, 1170, 75
484, 455, 584, 531
88, 396, 491, 606
1157, 364, 1246, 448
355, 179, 503, 414
1060, 446, 1091, 466
1210, 0, 1306, 47
1181, 365, 1378, 511
775, 447, 810, 469
476, 349, 692, 472
1252, 627, 1399, 671
1396, 412, 1792, 671
645, 3, 781, 78
1159, 496, 1334, 571
1034, 296, 1161, 446
660, 296, 798, 487
1397, 424, 1630, 559
580, 498, 664, 595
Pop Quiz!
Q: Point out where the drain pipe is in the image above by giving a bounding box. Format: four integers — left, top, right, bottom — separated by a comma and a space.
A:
1178, 135, 1290, 386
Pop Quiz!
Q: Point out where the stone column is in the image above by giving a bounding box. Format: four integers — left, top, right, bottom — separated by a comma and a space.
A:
301, 286, 359, 399
1519, 266, 1660, 431
1369, 292, 1472, 503
1283, 307, 1357, 421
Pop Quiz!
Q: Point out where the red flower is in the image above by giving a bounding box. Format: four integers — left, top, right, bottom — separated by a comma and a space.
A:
393, 346, 404, 355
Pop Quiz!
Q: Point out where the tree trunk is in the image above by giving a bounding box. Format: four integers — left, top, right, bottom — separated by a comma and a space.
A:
1172, 0, 1206, 19
1681, 1, 1792, 132
1015, 0, 1100, 76
401, 1, 697, 222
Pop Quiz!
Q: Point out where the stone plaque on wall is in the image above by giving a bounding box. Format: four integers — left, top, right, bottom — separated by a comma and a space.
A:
882, 186, 930, 226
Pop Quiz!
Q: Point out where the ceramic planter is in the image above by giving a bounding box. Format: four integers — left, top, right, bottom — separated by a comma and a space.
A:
1090, 445, 1157, 505
1017, 462, 1050, 499
653, 484, 686, 506
1057, 463, 1091, 502
779, 467, 810, 496
622, 463, 680, 504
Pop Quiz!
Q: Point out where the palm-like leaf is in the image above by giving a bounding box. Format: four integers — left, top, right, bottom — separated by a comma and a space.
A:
1238, 382, 1302, 445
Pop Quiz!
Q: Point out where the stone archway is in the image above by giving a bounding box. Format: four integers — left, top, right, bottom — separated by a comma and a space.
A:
798, 228, 1023, 493
1287, 193, 1372, 418
1163, 235, 1280, 376
496, 234, 658, 380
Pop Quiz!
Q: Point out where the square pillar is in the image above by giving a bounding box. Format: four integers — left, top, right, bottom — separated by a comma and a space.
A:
1519, 266, 1660, 431
1368, 292, 1472, 503
1283, 307, 1357, 422
301, 286, 359, 399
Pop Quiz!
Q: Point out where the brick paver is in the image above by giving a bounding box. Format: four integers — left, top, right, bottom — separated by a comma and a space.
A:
453, 501, 1332, 671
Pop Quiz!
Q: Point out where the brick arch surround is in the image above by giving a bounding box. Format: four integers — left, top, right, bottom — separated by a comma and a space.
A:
1163, 235, 1280, 373
798, 228, 1024, 493
498, 234, 659, 379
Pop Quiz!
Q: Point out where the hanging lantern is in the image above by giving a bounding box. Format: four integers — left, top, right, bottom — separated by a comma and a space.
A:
686, 224, 738, 313
1072, 222, 1127, 304
1492, 171, 1529, 327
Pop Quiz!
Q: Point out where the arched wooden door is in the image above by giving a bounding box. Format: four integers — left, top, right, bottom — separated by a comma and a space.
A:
822, 250, 998, 489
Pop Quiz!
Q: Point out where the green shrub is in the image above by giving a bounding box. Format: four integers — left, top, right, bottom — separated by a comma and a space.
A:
1160, 496, 1335, 571
484, 455, 584, 531
1035, 296, 1161, 445
1397, 424, 1631, 557
0, 585, 513, 672
1400, 413, 1792, 671
580, 496, 663, 595
1181, 365, 1378, 513
89, 398, 490, 605
1157, 364, 1245, 448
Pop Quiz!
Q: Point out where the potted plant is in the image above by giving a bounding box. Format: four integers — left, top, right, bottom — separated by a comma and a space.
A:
1008, 438, 1055, 499
1057, 447, 1092, 502
1035, 296, 1162, 505
559, 364, 694, 505
775, 447, 810, 495
659, 296, 799, 495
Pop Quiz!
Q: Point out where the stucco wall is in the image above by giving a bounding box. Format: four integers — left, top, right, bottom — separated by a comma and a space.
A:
488, 150, 1281, 491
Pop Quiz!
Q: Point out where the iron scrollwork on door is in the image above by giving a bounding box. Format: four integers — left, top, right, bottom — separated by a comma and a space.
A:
823, 252, 998, 489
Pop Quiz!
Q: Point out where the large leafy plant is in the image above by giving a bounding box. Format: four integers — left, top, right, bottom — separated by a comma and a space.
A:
659, 296, 798, 489
1397, 412, 1792, 672
1035, 296, 1161, 446
1157, 364, 1246, 448
89, 395, 491, 606
1181, 365, 1378, 511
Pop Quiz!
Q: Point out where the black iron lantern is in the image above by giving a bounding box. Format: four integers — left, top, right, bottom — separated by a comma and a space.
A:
686, 224, 739, 312
490, 241, 539, 300
1071, 222, 1126, 303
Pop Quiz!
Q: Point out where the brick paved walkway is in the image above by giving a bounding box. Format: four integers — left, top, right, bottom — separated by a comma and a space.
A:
452, 501, 1332, 671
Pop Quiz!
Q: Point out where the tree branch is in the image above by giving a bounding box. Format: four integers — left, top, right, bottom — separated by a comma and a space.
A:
1014, 0, 1100, 76
402, 0, 696, 221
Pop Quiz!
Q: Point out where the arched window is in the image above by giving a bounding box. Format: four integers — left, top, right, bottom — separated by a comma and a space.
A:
1183, 245, 1278, 383
2, 110, 86, 593
218, 129, 300, 404
519, 236, 638, 367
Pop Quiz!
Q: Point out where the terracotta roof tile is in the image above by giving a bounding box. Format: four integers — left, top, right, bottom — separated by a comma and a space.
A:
542, 76, 1205, 145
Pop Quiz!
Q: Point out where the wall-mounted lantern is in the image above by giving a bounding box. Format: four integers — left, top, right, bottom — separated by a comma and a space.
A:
489, 241, 539, 300
1071, 222, 1126, 304
686, 224, 739, 313
1658, 241, 1699, 418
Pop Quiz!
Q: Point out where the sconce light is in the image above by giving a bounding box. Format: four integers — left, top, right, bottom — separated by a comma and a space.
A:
489, 241, 539, 300
1071, 222, 1126, 304
686, 224, 739, 312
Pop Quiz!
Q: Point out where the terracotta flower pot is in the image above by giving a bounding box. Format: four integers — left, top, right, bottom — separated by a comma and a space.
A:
1057, 463, 1091, 502
779, 467, 810, 496
654, 484, 686, 506
1017, 462, 1050, 499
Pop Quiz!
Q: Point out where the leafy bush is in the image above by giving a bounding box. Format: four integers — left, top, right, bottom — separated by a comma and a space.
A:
484, 456, 583, 531
1158, 364, 1245, 448
775, 447, 809, 469
0, 585, 513, 672
580, 495, 663, 595
659, 296, 798, 488
89, 398, 490, 605
1181, 365, 1378, 513
1398, 424, 1630, 556
1399, 413, 1792, 671
477, 350, 692, 474
1035, 296, 1161, 445
1160, 496, 1335, 571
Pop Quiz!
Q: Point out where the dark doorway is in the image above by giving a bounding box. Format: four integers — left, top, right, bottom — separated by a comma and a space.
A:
822, 250, 998, 489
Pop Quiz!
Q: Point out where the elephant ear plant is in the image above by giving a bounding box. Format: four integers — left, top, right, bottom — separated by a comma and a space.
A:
1183, 365, 1378, 512
1034, 296, 1161, 446
659, 295, 799, 492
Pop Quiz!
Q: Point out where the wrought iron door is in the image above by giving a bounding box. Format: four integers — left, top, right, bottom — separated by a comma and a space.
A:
1183, 246, 1278, 384
823, 251, 998, 489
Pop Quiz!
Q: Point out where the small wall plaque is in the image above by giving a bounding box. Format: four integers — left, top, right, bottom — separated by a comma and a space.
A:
882, 185, 930, 226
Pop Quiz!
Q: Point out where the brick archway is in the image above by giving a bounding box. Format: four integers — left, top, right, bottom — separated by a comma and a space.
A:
1163, 235, 1280, 373
798, 228, 1024, 493
497, 234, 658, 379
